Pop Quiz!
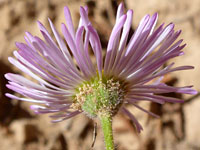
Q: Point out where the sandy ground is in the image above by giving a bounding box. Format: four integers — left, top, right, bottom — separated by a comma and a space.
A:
0, 0, 200, 150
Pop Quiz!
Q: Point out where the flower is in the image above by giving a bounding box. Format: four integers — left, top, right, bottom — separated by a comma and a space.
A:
5, 3, 197, 133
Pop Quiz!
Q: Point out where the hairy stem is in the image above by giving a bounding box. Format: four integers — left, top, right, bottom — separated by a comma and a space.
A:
100, 113, 114, 150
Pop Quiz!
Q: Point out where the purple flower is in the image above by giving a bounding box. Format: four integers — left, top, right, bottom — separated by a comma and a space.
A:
5, 3, 197, 132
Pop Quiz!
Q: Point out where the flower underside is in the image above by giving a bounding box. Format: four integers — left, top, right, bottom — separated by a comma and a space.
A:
72, 76, 125, 118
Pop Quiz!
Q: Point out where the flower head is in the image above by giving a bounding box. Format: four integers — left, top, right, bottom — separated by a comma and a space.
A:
5, 3, 197, 132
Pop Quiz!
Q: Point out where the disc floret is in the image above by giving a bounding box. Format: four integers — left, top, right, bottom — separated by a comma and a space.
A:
72, 78, 125, 118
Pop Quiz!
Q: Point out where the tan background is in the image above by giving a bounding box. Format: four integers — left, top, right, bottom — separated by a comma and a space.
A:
0, 0, 200, 150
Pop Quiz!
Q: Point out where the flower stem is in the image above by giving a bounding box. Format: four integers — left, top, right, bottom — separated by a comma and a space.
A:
100, 113, 114, 150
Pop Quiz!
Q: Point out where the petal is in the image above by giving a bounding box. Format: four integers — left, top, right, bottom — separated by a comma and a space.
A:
121, 107, 143, 133
64, 6, 76, 39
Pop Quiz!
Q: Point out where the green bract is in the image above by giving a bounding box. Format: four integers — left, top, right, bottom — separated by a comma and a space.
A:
72, 78, 124, 118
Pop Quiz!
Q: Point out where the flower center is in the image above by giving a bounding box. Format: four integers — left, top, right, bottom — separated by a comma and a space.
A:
71, 78, 125, 118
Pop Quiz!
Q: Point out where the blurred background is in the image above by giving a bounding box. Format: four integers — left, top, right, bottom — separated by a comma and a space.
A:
0, 0, 200, 150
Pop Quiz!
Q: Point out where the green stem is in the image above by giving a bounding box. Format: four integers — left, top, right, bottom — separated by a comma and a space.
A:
100, 113, 114, 150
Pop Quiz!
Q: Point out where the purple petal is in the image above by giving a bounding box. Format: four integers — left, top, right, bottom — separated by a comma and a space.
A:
87, 25, 103, 77
116, 2, 125, 21
104, 14, 127, 74
64, 6, 76, 39
128, 101, 160, 118
121, 107, 143, 133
